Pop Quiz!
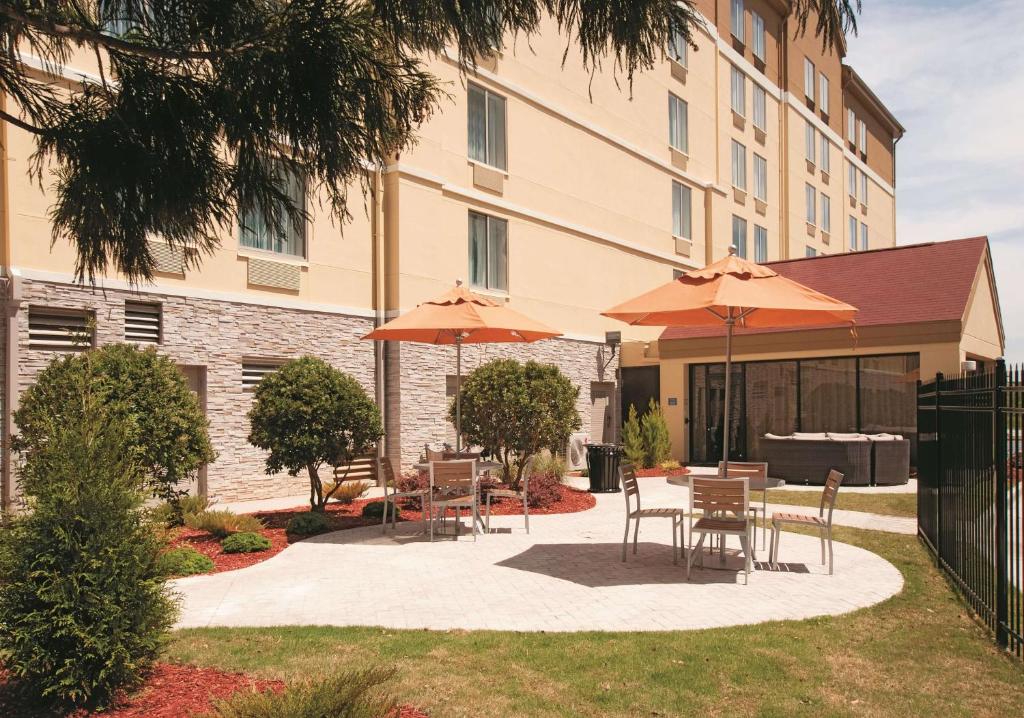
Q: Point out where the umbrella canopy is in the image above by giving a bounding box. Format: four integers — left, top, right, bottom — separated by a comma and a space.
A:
602, 249, 857, 472
363, 281, 562, 452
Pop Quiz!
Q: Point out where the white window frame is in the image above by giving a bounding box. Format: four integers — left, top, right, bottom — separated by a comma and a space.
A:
860, 171, 869, 206
730, 65, 746, 117
849, 216, 858, 250
821, 194, 831, 233
847, 109, 857, 143
239, 159, 307, 259
861, 223, 869, 251
668, 94, 688, 153
805, 183, 816, 225
752, 84, 766, 132
753, 153, 767, 202
806, 246, 818, 257
751, 12, 765, 61
467, 83, 508, 171
848, 162, 857, 200
731, 0, 745, 44
858, 119, 868, 155
669, 23, 687, 66
819, 74, 829, 115
804, 58, 815, 102
754, 224, 768, 263
672, 181, 692, 240
731, 215, 748, 258
820, 133, 830, 174
731, 140, 747, 191
468, 211, 509, 292
805, 121, 816, 165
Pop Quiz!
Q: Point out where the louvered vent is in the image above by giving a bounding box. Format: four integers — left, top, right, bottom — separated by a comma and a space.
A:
242, 362, 283, 391
124, 301, 161, 343
28, 309, 93, 351
247, 257, 301, 291
151, 242, 186, 276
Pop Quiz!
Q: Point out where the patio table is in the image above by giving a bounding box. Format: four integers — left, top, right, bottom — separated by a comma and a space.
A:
412, 460, 503, 535
667, 468, 786, 550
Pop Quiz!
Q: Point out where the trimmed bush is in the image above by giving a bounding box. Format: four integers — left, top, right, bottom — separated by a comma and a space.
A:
158, 546, 215, 576
322, 479, 370, 504
203, 668, 396, 718
0, 385, 176, 712
360, 500, 398, 519
220, 532, 272, 554
13, 343, 214, 503
286, 512, 330, 536
185, 510, 265, 539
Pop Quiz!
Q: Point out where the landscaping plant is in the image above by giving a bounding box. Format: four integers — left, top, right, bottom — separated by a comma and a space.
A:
361, 500, 398, 519
286, 512, 330, 536
622, 404, 645, 467
247, 357, 383, 511
13, 343, 214, 503
321, 480, 371, 504
151, 493, 211, 527
0, 385, 176, 712
640, 399, 672, 468
158, 546, 216, 576
185, 509, 265, 539
221, 532, 272, 554
453, 359, 580, 489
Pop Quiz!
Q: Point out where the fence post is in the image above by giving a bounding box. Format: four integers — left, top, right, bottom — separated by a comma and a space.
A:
935, 372, 943, 568
994, 358, 1008, 650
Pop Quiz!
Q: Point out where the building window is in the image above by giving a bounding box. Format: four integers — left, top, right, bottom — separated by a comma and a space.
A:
860, 171, 869, 206
847, 108, 857, 144
849, 216, 858, 250
28, 308, 94, 352
673, 268, 684, 280
242, 362, 284, 391
752, 85, 766, 132
820, 194, 831, 234
751, 12, 765, 61
819, 74, 829, 115
672, 181, 692, 239
804, 58, 815, 102
754, 225, 767, 263
124, 301, 161, 344
731, 140, 747, 190
820, 134, 830, 174
806, 246, 817, 257
468, 83, 507, 170
805, 184, 816, 225
669, 23, 687, 66
858, 119, 867, 155
848, 163, 857, 200
731, 0, 745, 43
805, 121, 816, 165
861, 223, 869, 251
731, 216, 748, 258
730, 66, 746, 116
468, 211, 508, 292
668, 94, 688, 153
753, 154, 767, 202
239, 161, 307, 258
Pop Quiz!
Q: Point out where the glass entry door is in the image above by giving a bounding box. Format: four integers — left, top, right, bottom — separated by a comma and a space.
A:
690, 364, 745, 464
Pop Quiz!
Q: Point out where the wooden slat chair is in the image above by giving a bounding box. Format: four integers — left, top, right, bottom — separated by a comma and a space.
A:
380, 457, 429, 533
620, 464, 688, 565
424, 445, 445, 463
769, 469, 844, 574
428, 460, 480, 542
686, 476, 754, 584
718, 461, 768, 553
485, 456, 533, 534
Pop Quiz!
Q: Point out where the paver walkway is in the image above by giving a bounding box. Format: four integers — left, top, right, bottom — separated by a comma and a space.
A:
175, 478, 903, 632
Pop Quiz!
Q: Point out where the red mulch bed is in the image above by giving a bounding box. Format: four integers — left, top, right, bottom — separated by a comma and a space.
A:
634, 467, 691, 478
1, 663, 428, 717
168, 527, 290, 574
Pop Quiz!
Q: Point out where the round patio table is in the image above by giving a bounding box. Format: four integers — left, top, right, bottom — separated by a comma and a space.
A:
412, 460, 503, 536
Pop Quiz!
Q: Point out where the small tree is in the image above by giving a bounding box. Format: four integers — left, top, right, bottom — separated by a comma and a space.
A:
453, 359, 580, 489
0, 384, 176, 713
13, 343, 214, 503
640, 398, 672, 467
247, 356, 383, 511
622, 404, 646, 468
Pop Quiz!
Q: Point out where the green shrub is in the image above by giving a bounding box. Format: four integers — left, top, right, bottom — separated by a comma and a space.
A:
640, 399, 672, 467
322, 479, 370, 504
286, 512, 330, 536
248, 357, 383, 512
622, 404, 645, 467
185, 510, 264, 539
659, 459, 682, 472
220, 532, 272, 554
0, 384, 176, 712
530, 450, 567, 478
360, 500, 397, 519
157, 546, 215, 576
202, 668, 396, 718
12, 343, 214, 503
151, 493, 211, 527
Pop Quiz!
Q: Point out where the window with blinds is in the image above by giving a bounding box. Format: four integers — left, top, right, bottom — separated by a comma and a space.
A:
124, 301, 161, 343
28, 309, 93, 351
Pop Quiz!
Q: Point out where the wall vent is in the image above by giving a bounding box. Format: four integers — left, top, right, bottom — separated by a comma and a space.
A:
242, 362, 284, 391
124, 301, 161, 343
28, 309, 93, 351
151, 242, 186, 276
247, 257, 301, 291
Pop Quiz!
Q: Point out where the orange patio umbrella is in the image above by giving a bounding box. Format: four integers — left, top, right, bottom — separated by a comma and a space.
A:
602, 248, 857, 472
363, 281, 561, 452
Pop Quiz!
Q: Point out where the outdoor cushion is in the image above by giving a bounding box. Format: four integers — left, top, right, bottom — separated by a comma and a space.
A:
764, 432, 793, 440
865, 433, 902, 441
827, 432, 868, 441
793, 432, 829, 440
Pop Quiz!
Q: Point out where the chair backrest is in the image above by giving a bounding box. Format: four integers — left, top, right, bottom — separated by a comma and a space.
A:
717, 461, 767, 481
333, 454, 379, 485
690, 477, 748, 519
429, 459, 477, 494
620, 464, 640, 514
819, 469, 845, 523
424, 445, 445, 463
443, 450, 481, 460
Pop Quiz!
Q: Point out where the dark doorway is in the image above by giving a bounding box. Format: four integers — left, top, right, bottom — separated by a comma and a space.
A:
620, 366, 660, 421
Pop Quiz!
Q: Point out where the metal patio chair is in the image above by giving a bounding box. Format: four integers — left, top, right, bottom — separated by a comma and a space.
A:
769, 469, 844, 574
718, 460, 769, 553
485, 456, 533, 534
620, 464, 687, 564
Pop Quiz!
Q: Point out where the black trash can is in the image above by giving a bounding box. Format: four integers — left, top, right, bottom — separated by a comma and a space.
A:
586, 443, 623, 493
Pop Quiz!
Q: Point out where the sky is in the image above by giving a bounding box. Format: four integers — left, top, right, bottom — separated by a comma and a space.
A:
843, 0, 1024, 360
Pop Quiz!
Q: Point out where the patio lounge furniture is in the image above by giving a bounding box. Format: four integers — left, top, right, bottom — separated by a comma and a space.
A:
620, 464, 687, 564
428, 460, 480, 542
686, 476, 754, 584
761, 435, 871, 485
769, 469, 844, 574
868, 435, 911, 486
485, 457, 533, 534
718, 461, 768, 553
380, 457, 429, 533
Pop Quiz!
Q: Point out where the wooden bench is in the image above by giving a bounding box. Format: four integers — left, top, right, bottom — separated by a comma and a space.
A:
332, 454, 380, 486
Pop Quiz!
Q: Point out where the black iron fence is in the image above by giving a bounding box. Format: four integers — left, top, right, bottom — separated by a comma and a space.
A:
918, 359, 1023, 658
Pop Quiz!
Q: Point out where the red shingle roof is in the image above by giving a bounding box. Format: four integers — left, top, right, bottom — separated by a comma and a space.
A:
660, 237, 990, 341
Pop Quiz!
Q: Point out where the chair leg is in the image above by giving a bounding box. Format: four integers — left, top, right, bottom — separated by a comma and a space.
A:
738, 533, 751, 584
820, 532, 826, 565
827, 527, 834, 575
485, 494, 492, 533
686, 533, 707, 580
719, 532, 726, 564
771, 524, 781, 570
671, 517, 679, 565
622, 517, 630, 562
633, 516, 640, 555
523, 495, 530, 534
381, 494, 389, 534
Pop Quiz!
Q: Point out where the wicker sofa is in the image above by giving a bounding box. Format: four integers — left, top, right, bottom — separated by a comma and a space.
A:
761, 433, 910, 486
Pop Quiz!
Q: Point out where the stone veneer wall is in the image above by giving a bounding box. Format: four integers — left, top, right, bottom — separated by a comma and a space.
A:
385, 337, 618, 470
14, 279, 375, 502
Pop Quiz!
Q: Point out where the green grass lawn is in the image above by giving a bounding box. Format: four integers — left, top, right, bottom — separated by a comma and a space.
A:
752, 489, 917, 518
167, 527, 1024, 717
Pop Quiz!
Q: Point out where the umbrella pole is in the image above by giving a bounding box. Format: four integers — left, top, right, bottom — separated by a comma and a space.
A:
455, 334, 462, 454
722, 310, 734, 477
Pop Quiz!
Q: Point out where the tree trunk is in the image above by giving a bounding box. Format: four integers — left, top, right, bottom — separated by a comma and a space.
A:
307, 463, 325, 512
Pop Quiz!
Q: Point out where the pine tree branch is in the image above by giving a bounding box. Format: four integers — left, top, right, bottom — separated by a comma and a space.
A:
0, 3, 260, 62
